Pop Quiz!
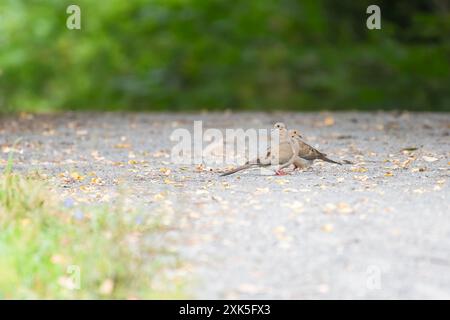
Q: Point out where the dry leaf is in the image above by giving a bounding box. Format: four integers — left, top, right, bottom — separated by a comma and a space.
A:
323, 116, 335, 126
401, 147, 418, 152
159, 167, 171, 175
423, 156, 438, 162
114, 143, 131, 149
353, 175, 369, 181
163, 178, 175, 185
90, 177, 102, 185
274, 179, 290, 185
254, 187, 269, 195
70, 171, 84, 181
273, 226, 286, 235
153, 193, 165, 201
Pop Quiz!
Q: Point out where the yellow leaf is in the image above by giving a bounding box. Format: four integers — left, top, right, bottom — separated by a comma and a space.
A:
153, 193, 165, 201
70, 171, 84, 181
273, 226, 286, 235
254, 187, 269, 194
159, 167, 171, 175
91, 177, 102, 185
351, 167, 368, 173
384, 171, 393, 177
274, 179, 290, 185
324, 116, 335, 126
114, 143, 131, 149
163, 178, 175, 184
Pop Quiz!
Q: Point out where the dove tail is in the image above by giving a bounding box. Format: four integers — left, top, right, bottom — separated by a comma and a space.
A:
320, 156, 342, 165
220, 163, 255, 176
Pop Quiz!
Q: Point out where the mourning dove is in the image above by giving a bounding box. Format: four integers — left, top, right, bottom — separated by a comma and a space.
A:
220, 124, 298, 176
272, 123, 311, 170
290, 129, 342, 165
292, 156, 312, 170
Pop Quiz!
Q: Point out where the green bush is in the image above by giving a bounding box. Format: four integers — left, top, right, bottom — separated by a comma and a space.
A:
0, 0, 449, 111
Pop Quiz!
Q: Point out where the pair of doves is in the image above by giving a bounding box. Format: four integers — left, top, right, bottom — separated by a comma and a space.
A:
221, 122, 342, 176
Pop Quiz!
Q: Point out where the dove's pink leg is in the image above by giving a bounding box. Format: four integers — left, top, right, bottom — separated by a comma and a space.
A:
275, 169, 287, 176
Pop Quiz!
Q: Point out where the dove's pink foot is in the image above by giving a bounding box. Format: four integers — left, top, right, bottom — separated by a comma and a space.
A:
275, 169, 287, 176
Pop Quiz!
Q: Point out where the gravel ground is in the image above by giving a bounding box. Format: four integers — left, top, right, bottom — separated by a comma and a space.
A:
1, 111, 449, 299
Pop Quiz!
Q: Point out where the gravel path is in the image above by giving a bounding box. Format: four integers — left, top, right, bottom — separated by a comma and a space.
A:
1, 111, 449, 299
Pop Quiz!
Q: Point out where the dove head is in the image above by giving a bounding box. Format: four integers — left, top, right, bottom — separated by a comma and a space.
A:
273, 122, 286, 130
291, 129, 304, 139
288, 130, 298, 140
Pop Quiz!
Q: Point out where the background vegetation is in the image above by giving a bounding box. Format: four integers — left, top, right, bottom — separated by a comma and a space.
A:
0, 153, 185, 299
0, 0, 449, 112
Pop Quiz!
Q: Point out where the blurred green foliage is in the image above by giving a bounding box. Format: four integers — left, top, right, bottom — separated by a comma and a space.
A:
0, 0, 449, 112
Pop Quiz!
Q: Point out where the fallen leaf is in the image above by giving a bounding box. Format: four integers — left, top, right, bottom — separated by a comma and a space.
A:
76, 129, 88, 136
400, 159, 412, 168
274, 179, 290, 185
114, 143, 131, 149
401, 147, 418, 152
90, 177, 102, 185
353, 175, 369, 181
273, 226, 286, 235
323, 116, 335, 126
254, 187, 269, 194
163, 178, 175, 184
337, 202, 353, 214
159, 167, 171, 175
351, 167, 368, 173
153, 193, 165, 201
423, 156, 438, 162
70, 171, 84, 181
99, 279, 114, 295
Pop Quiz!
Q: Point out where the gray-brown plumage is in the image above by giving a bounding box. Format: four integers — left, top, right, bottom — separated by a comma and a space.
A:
221, 124, 298, 176
290, 130, 342, 165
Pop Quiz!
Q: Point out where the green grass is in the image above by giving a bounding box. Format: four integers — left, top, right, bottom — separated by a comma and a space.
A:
0, 155, 186, 299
